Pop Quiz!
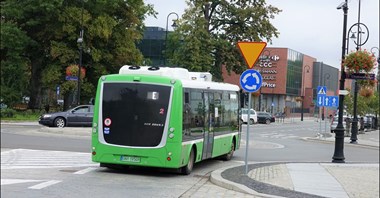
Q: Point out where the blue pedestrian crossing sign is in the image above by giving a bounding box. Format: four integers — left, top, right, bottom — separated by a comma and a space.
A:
316, 86, 327, 107
316, 85, 339, 108
240, 69, 262, 92
317, 86, 327, 95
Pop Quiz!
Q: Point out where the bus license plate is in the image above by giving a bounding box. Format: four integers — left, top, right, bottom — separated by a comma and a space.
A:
120, 156, 140, 163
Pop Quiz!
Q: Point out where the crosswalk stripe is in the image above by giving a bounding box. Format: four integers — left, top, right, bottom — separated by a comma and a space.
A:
1, 149, 97, 169
28, 180, 61, 190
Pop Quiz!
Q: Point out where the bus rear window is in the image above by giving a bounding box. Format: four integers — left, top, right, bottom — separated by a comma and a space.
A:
102, 83, 171, 147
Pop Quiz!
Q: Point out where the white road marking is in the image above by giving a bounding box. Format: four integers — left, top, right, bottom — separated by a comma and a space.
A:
73, 167, 97, 174
1, 149, 98, 169
1, 179, 41, 186
28, 180, 61, 190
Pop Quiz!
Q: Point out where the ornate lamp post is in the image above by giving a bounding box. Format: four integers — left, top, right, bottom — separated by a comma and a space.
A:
332, 0, 348, 163
348, 0, 369, 144
163, 12, 179, 66
301, 65, 310, 121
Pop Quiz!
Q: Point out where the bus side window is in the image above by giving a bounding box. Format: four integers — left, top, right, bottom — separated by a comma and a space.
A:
185, 92, 189, 104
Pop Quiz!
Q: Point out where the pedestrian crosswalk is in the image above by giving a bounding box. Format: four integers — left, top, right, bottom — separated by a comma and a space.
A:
1, 149, 97, 169
259, 132, 300, 139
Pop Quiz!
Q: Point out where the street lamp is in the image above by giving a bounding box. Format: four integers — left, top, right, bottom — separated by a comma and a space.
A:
332, 0, 348, 163
348, 0, 369, 144
301, 65, 310, 121
163, 12, 179, 66
76, 0, 84, 106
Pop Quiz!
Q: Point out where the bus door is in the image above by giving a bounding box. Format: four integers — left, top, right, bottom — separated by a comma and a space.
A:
202, 92, 214, 160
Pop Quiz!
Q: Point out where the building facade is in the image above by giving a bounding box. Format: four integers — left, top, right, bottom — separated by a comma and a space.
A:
137, 27, 166, 66
222, 47, 341, 117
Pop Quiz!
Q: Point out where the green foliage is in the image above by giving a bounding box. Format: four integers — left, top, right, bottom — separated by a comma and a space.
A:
168, 0, 281, 80
1, 108, 42, 121
1, 0, 155, 107
0, 21, 31, 106
1, 108, 16, 118
344, 88, 379, 116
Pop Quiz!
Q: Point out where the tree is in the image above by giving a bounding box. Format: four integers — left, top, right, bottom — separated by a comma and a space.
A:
167, 0, 281, 80
0, 21, 31, 106
1, 0, 155, 109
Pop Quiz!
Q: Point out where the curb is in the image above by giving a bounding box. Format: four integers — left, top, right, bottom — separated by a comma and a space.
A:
37, 127, 91, 136
302, 137, 379, 149
210, 165, 285, 198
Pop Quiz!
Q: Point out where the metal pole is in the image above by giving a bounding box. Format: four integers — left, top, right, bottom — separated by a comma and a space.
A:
164, 12, 179, 66
245, 93, 251, 174
332, 0, 348, 163
301, 71, 305, 121
350, 81, 359, 143
77, 0, 84, 106
351, 0, 365, 144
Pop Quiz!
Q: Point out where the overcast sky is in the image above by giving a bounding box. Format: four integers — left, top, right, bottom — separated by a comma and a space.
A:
144, 0, 379, 71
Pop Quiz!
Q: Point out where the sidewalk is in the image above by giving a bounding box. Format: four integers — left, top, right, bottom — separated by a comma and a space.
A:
210, 129, 379, 198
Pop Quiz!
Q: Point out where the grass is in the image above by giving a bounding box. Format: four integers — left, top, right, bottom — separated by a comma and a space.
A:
1, 109, 43, 122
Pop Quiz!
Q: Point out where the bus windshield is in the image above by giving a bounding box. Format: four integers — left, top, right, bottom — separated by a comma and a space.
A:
102, 83, 171, 147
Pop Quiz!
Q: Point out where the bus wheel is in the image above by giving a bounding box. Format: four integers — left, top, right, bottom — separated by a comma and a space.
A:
222, 141, 235, 161
180, 149, 195, 175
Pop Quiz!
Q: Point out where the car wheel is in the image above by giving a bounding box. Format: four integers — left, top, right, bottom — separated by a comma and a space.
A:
249, 119, 254, 125
265, 119, 271, 124
180, 149, 195, 175
54, 117, 66, 128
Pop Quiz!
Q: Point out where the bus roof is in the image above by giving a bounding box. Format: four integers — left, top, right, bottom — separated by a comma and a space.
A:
118, 65, 239, 92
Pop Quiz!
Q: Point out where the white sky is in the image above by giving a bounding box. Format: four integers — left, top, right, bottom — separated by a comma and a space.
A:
144, 0, 379, 70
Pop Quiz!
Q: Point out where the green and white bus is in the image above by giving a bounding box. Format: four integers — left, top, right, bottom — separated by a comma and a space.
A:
91, 66, 241, 174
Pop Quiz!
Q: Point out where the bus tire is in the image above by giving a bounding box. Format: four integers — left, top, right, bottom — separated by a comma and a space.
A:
222, 141, 235, 161
180, 149, 195, 175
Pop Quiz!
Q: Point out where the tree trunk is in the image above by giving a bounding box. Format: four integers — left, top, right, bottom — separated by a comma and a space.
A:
27, 59, 43, 110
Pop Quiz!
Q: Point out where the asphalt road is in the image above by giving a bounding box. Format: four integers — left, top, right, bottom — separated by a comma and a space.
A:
1, 121, 378, 197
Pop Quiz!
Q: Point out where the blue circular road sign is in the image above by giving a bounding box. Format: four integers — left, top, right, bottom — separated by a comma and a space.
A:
240, 69, 262, 92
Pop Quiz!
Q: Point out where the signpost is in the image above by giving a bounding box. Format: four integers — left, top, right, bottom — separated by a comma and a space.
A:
237, 42, 267, 175
316, 86, 339, 134
237, 41, 266, 175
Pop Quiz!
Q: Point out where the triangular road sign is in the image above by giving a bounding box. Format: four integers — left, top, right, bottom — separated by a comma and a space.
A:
317, 86, 326, 95
237, 42, 267, 69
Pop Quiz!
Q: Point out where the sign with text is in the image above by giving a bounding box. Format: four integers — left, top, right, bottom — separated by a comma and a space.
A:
347, 73, 375, 80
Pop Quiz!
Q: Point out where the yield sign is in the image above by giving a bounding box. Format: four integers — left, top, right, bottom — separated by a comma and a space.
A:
237, 42, 267, 69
